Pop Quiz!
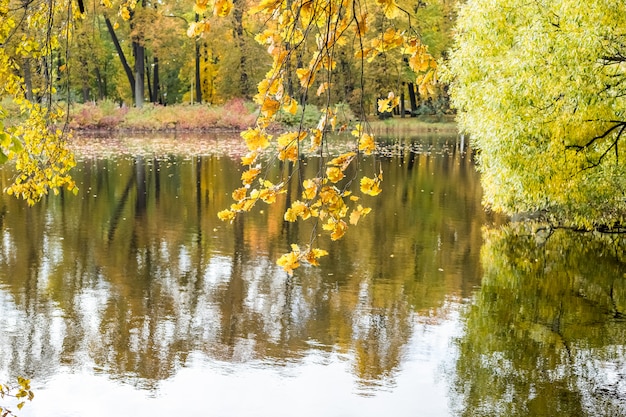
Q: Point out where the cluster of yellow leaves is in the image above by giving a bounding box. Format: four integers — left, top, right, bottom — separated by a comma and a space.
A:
215, 0, 439, 274
4, 101, 78, 205
0, 376, 35, 415
359, 33, 438, 99
276, 244, 329, 276
0, 0, 78, 205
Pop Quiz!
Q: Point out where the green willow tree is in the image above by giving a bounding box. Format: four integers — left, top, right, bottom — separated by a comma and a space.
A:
446, 0, 626, 230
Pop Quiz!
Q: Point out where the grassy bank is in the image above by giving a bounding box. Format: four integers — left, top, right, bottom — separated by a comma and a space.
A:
2, 98, 457, 134
66, 99, 258, 132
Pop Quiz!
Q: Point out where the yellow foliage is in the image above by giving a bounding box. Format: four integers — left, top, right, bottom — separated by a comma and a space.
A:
377, 92, 400, 113
232, 187, 247, 201
360, 175, 382, 196
215, 0, 441, 273
326, 166, 345, 183
375, 0, 398, 18
214, 0, 233, 16
323, 218, 347, 240
120, 6, 130, 20
241, 151, 258, 165
194, 0, 209, 13
241, 128, 271, 151
218, 209, 236, 222
276, 248, 300, 275
302, 178, 319, 200
349, 204, 371, 225
241, 168, 261, 185
283, 97, 298, 114
328, 152, 356, 170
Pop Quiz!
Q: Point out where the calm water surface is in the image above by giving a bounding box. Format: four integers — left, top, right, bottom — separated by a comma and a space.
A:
0, 133, 624, 416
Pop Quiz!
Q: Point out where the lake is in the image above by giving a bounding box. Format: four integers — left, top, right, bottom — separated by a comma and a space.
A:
0, 133, 625, 416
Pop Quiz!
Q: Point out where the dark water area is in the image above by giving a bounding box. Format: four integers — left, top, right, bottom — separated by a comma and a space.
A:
0, 133, 624, 416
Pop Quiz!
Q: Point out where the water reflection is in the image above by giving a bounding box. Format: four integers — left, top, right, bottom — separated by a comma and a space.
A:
453, 227, 626, 417
3, 134, 626, 416
0, 134, 486, 416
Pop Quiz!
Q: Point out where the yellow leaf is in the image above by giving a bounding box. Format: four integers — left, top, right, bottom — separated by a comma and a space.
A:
276, 250, 300, 275
304, 247, 328, 266
261, 98, 280, 116
277, 131, 299, 147
120, 6, 130, 20
349, 205, 371, 225
377, 98, 391, 113
194, 0, 209, 13
241, 168, 261, 185
360, 176, 382, 196
316, 82, 330, 97
358, 133, 376, 155
376, 0, 398, 18
232, 187, 247, 201
241, 128, 271, 150
214, 0, 232, 16
355, 12, 369, 36
241, 151, 257, 165
378, 92, 399, 113
323, 219, 347, 240
278, 144, 298, 161
217, 209, 236, 222
326, 167, 345, 183
302, 179, 318, 200
296, 68, 315, 87
328, 152, 356, 169
283, 97, 298, 115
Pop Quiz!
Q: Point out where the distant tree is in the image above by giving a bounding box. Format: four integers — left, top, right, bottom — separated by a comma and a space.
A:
447, 0, 626, 230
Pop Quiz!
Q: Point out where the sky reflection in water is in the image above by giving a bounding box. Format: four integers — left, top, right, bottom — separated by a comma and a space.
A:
0, 133, 499, 416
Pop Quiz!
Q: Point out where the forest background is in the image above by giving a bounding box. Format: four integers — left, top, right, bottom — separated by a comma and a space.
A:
1, 0, 455, 131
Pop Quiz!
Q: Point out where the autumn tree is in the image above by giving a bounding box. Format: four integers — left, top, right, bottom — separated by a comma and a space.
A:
446, 0, 626, 229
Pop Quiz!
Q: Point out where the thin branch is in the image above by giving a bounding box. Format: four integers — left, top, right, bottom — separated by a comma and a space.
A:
566, 121, 626, 151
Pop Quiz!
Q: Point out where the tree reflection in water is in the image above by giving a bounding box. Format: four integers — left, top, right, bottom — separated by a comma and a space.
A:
4, 135, 626, 415
453, 226, 626, 417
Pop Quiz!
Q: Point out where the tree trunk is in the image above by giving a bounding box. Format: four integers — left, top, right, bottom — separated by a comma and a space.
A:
194, 14, 202, 103
104, 17, 135, 97
152, 56, 160, 104
95, 66, 106, 99
145, 54, 152, 102
133, 41, 145, 108
195, 42, 202, 103
407, 82, 418, 117
232, 0, 250, 98
400, 85, 406, 118
22, 58, 34, 102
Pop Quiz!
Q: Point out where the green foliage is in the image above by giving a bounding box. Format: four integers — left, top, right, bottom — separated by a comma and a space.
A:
446, 0, 626, 229
275, 104, 322, 128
